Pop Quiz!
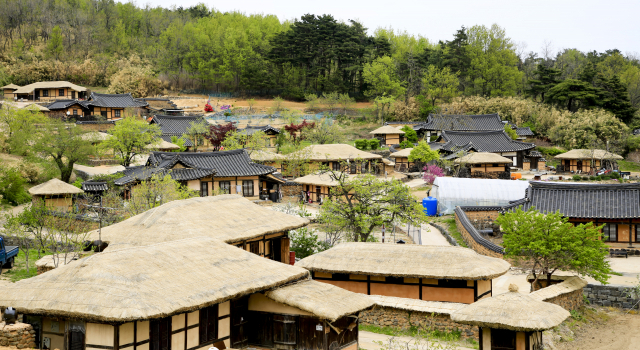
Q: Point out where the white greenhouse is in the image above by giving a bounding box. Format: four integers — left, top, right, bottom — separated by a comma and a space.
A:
431, 177, 530, 214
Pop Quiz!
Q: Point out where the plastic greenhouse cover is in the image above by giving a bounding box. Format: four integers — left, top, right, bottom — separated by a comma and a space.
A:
432, 177, 530, 215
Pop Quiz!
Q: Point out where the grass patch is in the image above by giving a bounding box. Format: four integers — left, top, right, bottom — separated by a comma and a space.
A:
618, 160, 640, 172
1, 248, 51, 282
359, 324, 477, 349
430, 216, 468, 248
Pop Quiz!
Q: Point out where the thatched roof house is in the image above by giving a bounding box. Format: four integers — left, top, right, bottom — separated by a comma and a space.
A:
370, 125, 405, 146
3, 237, 373, 350
149, 115, 208, 148
454, 152, 513, 164
555, 149, 623, 173
450, 284, 570, 349
28, 178, 84, 211
555, 149, 623, 160
88, 195, 308, 262
304, 144, 382, 161
11, 81, 88, 101
298, 243, 510, 305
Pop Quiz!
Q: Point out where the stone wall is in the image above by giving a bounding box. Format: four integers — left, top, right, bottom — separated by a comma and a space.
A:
583, 284, 640, 309
462, 210, 500, 222
0, 322, 36, 349
544, 289, 584, 311
454, 208, 504, 259
281, 183, 302, 197
360, 307, 478, 340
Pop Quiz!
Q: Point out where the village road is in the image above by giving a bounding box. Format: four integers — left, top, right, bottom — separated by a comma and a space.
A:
359, 331, 475, 350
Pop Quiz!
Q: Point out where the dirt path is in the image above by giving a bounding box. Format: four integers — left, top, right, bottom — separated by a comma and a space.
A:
359, 331, 475, 350
556, 312, 640, 350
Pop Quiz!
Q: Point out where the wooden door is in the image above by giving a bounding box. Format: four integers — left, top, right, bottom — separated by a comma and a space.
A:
71, 91, 76, 99
577, 160, 582, 172
150, 317, 171, 350
248, 312, 272, 347
272, 238, 282, 262
273, 315, 297, 350
297, 317, 325, 350
491, 328, 516, 350
231, 297, 249, 349
316, 186, 321, 202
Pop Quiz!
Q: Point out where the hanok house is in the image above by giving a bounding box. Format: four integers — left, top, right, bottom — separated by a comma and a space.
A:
9, 81, 88, 101
87, 195, 309, 262
430, 130, 537, 169
86, 92, 149, 120
369, 125, 405, 146
502, 181, 640, 253
293, 172, 354, 203
389, 148, 413, 172
115, 150, 284, 200
81, 181, 109, 197
454, 152, 513, 179
28, 178, 84, 212
413, 113, 506, 140
450, 284, 569, 350
139, 98, 184, 116
45, 99, 91, 119
1, 83, 20, 98
297, 243, 510, 304
0, 237, 374, 350
238, 125, 281, 147
149, 115, 210, 151
554, 149, 623, 174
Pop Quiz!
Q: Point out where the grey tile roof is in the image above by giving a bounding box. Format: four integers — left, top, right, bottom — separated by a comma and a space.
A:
516, 127, 534, 137
147, 149, 276, 177
502, 182, 640, 219
88, 93, 149, 108
81, 181, 108, 192
439, 131, 535, 153
114, 166, 166, 186
415, 113, 505, 132
150, 115, 207, 136
46, 99, 90, 110
160, 135, 194, 147
238, 125, 280, 136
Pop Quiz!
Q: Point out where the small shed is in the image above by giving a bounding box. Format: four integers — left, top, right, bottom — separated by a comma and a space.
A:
389, 148, 413, 172
28, 178, 84, 211
432, 177, 530, 214
145, 139, 181, 151
369, 125, 405, 146
81, 181, 108, 196
455, 152, 513, 178
554, 149, 623, 173
450, 284, 570, 350
1, 83, 20, 98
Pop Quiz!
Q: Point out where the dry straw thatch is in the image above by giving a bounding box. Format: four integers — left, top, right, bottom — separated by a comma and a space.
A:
389, 148, 413, 158
294, 172, 350, 187
0, 237, 309, 322
250, 150, 283, 162
304, 144, 382, 161
296, 243, 510, 280
529, 276, 587, 301
554, 149, 623, 160
454, 152, 513, 164
450, 284, 570, 331
13, 81, 87, 94
369, 125, 406, 135
265, 280, 374, 322
28, 178, 84, 195
88, 195, 309, 249
145, 139, 180, 150
368, 295, 466, 315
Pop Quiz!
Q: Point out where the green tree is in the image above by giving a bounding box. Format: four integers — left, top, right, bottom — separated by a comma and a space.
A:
34, 120, 95, 183
408, 141, 439, 163
170, 136, 187, 152
596, 75, 637, 123
0, 165, 30, 205
317, 170, 427, 242
504, 124, 518, 140
183, 120, 209, 151
401, 125, 418, 143
305, 120, 344, 145
421, 65, 460, 106
127, 174, 196, 216
496, 207, 612, 287
546, 79, 599, 112
363, 56, 406, 100
526, 64, 562, 102
101, 117, 161, 166
0, 106, 47, 155
290, 227, 329, 259
46, 26, 64, 60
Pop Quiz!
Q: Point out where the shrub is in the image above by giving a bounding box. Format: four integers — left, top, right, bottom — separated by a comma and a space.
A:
401, 126, 418, 143
354, 139, 368, 150
602, 175, 611, 180
368, 139, 380, 150
429, 135, 438, 142
572, 175, 581, 181
581, 176, 589, 181
537, 146, 566, 157
589, 176, 596, 181
0, 166, 31, 205
18, 161, 41, 184
610, 172, 620, 179
399, 140, 413, 149
595, 176, 602, 181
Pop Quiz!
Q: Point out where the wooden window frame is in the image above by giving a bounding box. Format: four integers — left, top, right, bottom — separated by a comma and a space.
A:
219, 181, 231, 194
200, 181, 209, 197
199, 305, 219, 346
114, 110, 121, 118
73, 109, 78, 116
242, 180, 254, 197
603, 223, 618, 242
42, 90, 49, 97
59, 89, 65, 97
150, 317, 171, 350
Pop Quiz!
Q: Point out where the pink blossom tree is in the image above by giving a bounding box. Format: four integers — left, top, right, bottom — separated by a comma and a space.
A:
423, 164, 444, 184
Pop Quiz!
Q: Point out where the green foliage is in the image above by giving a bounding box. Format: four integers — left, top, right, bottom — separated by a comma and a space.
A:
610, 171, 620, 179
408, 141, 439, 163
46, 26, 63, 60
595, 175, 602, 181
0, 106, 48, 155
401, 125, 418, 143
368, 139, 380, 150
504, 124, 518, 140
497, 207, 612, 285
72, 179, 83, 189
289, 227, 329, 259
0, 166, 30, 205
422, 65, 460, 105
363, 56, 405, 100
354, 139, 369, 150
101, 117, 162, 167
572, 175, 581, 181
170, 136, 187, 152
537, 146, 566, 157
582, 176, 589, 181
108, 64, 165, 98
399, 140, 413, 148
127, 174, 196, 216
415, 95, 436, 120
546, 79, 599, 112
305, 120, 344, 145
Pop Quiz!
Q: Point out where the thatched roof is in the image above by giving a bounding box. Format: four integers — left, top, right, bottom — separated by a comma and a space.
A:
0, 237, 309, 322
1, 101, 50, 111
297, 243, 510, 280
389, 148, 413, 158
554, 149, 623, 160
28, 178, 84, 196
454, 152, 513, 164
265, 280, 374, 321
88, 195, 309, 249
1, 83, 20, 90
13, 81, 87, 94
305, 144, 382, 161
529, 277, 587, 302
294, 173, 348, 187
450, 284, 570, 331
81, 132, 113, 142
369, 295, 466, 315
370, 125, 405, 135
249, 150, 283, 162
145, 139, 180, 150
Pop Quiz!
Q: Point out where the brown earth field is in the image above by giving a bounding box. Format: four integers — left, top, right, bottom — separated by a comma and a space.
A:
555, 308, 640, 350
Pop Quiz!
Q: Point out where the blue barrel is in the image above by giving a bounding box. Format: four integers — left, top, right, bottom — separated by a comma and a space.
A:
422, 197, 438, 216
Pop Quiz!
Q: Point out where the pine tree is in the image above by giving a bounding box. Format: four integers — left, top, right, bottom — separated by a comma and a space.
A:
596, 75, 637, 124
526, 64, 562, 102
46, 26, 64, 60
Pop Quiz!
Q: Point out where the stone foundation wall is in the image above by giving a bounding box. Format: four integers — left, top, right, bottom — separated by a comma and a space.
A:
544, 289, 584, 311
281, 183, 302, 197
462, 210, 500, 221
584, 284, 640, 309
454, 212, 503, 259
360, 307, 478, 340
0, 322, 36, 349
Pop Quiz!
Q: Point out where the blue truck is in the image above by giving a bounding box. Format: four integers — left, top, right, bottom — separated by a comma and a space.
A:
0, 236, 19, 275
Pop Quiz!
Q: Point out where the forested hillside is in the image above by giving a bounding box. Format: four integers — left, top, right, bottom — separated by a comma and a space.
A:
0, 0, 638, 132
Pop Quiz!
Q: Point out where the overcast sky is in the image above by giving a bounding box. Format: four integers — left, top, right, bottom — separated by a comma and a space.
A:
129, 0, 639, 56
